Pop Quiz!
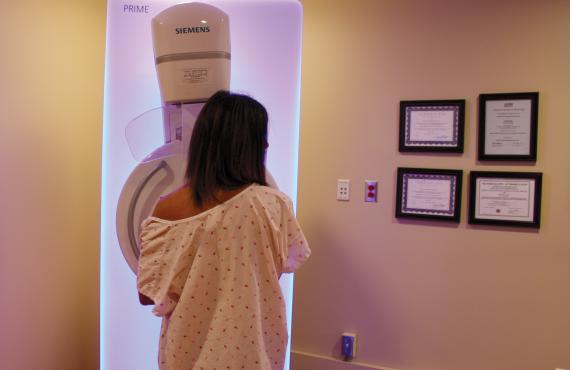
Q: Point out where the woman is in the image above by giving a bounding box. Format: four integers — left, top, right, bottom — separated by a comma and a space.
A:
137, 90, 311, 370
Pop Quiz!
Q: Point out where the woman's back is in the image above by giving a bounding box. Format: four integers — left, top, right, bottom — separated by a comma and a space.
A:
152, 184, 250, 221
137, 184, 310, 370
138, 91, 310, 369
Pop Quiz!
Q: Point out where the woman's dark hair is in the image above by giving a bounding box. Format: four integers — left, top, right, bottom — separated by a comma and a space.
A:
186, 90, 268, 206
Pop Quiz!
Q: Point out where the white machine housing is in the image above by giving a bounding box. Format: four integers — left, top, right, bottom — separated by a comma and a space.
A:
117, 2, 276, 273
103, 1, 303, 369
116, 3, 231, 273
152, 2, 230, 104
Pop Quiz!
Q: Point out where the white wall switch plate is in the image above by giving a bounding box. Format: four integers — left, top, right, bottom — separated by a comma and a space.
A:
337, 179, 350, 201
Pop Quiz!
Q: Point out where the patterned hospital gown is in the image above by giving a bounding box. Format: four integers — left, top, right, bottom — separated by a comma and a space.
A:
137, 184, 311, 370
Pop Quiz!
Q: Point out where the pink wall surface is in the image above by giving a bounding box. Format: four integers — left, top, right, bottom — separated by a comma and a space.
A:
292, 0, 570, 369
0, 1, 105, 370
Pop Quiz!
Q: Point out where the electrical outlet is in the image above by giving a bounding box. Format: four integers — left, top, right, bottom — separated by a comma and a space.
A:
337, 179, 350, 201
365, 180, 378, 202
341, 332, 357, 361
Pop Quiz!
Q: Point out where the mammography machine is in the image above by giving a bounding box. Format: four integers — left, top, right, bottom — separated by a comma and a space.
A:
116, 3, 231, 273
101, 1, 302, 369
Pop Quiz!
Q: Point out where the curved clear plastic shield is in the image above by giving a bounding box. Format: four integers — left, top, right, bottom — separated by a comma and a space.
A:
125, 106, 166, 162
125, 104, 202, 162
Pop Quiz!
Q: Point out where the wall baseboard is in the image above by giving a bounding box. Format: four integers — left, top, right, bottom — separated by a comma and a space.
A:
291, 350, 402, 370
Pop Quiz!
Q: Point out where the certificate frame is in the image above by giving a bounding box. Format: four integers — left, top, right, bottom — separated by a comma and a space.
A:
396, 167, 463, 222
478, 92, 539, 161
468, 171, 542, 228
399, 99, 465, 153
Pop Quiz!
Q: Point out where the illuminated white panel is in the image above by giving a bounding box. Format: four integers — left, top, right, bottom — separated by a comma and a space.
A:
101, 1, 302, 369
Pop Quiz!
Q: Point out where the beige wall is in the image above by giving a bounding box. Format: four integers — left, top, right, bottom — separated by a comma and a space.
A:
293, 0, 570, 370
0, 1, 106, 370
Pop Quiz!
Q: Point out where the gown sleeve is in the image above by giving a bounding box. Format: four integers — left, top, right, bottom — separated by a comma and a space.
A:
281, 197, 311, 273
136, 219, 179, 317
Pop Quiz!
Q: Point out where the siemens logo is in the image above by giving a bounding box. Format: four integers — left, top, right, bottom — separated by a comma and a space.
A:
176, 26, 210, 34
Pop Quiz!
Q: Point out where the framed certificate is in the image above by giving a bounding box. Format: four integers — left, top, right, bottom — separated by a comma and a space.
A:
468, 171, 542, 228
478, 92, 539, 161
396, 167, 463, 222
399, 100, 465, 153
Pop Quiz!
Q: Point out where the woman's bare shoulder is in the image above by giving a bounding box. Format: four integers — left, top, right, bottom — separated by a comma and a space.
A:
152, 185, 194, 220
